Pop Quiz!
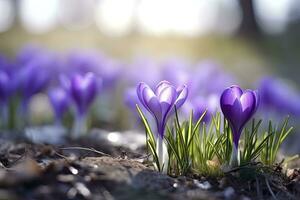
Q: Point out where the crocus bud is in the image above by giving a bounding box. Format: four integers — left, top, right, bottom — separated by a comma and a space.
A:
220, 85, 259, 166
69, 72, 101, 137
48, 87, 70, 126
137, 80, 188, 172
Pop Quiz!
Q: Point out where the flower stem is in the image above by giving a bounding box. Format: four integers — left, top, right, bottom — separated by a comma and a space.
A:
230, 144, 240, 167
72, 113, 87, 138
156, 133, 168, 173
54, 117, 63, 127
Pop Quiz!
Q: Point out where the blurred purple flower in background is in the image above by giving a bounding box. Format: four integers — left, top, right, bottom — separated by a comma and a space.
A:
70, 72, 100, 116
124, 87, 139, 114
48, 87, 70, 126
16, 45, 46, 66
190, 61, 235, 97
137, 80, 188, 171
0, 71, 11, 104
123, 87, 151, 128
0, 70, 11, 126
69, 72, 101, 137
161, 58, 191, 86
0, 54, 10, 71
16, 59, 51, 111
220, 85, 259, 166
184, 95, 219, 123
258, 76, 300, 116
178, 60, 235, 123
127, 57, 161, 87
67, 50, 121, 90
67, 50, 102, 74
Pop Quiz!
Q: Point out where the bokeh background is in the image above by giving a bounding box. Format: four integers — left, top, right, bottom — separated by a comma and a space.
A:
0, 0, 300, 153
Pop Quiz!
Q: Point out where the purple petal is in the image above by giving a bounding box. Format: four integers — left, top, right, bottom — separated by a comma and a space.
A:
175, 85, 188, 108
239, 90, 257, 128
158, 86, 176, 119
220, 88, 239, 106
137, 82, 149, 109
229, 85, 243, 97
155, 80, 172, 96
253, 90, 260, 112
158, 85, 176, 104
142, 86, 162, 121
240, 91, 256, 112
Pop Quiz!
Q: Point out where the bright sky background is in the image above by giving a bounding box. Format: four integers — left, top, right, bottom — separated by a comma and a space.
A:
0, 0, 298, 35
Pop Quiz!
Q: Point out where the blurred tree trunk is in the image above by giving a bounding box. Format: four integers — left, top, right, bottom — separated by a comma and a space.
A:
238, 0, 261, 38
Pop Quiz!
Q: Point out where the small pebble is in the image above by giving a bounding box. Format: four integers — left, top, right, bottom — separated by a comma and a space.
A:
57, 174, 75, 182
69, 166, 79, 175
173, 182, 179, 188
223, 187, 235, 199
193, 180, 212, 190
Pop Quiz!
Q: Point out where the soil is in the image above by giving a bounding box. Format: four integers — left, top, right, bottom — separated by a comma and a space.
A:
0, 131, 299, 200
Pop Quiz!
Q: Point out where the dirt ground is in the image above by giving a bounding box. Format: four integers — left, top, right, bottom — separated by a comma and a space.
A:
0, 131, 299, 200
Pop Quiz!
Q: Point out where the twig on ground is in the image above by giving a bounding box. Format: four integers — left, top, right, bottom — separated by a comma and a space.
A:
60, 147, 111, 157
265, 177, 278, 200
255, 176, 262, 199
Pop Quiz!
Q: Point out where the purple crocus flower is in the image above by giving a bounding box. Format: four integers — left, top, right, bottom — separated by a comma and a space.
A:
137, 80, 188, 171
17, 63, 50, 99
137, 80, 188, 139
16, 60, 51, 115
70, 72, 100, 116
69, 72, 101, 137
48, 87, 70, 126
11, 57, 52, 128
220, 85, 259, 165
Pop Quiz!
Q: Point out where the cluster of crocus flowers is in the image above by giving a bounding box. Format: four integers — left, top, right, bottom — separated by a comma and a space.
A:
0, 46, 122, 136
48, 72, 100, 138
136, 81, 261, 171
220, 85, 259, 166
0, 47, 54, 129
137, 80, 188, 171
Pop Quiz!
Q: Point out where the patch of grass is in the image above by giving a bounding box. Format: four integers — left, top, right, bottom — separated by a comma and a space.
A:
137, 105, 294, 177
260, 117, 294, 166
